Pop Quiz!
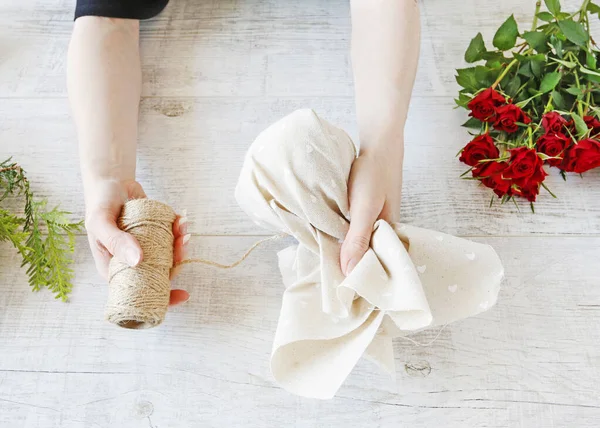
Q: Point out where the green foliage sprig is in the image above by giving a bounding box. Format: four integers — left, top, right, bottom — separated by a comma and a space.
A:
0, 158, 83, 301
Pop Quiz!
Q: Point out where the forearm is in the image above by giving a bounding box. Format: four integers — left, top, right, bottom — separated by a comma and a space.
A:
67, 17, 141, 205
350, 0, 420, 155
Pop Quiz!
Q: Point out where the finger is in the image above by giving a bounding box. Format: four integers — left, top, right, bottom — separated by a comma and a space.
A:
123, 180, 147, 199
341, 159, 384, 276
169, 289, 190, 306
173, 210, 188, 240
87, 234, 110, 280
379, 198, 400, 224
340, 211, 378, 276
88, 211, 143, 267
170, 233, 190, 280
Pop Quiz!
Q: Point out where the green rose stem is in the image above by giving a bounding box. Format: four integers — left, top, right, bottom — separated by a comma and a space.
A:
527, 126, 534, 148
585, 84, 592, 115
492, 2, 541, 90
579, 0, 591, 22
567, 0, 591, 20
574, 70, 585, 117
491, 59, 518, 90
526, 93, 554, 147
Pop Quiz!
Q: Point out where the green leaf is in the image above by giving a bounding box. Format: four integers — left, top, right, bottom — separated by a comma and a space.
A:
571, 112, 588, 138
565, 86, 583, 96
585, 73, 600, 83
530, 60, 543, 77
551, 57, 576, 68
549, 35, 564, 57
588, 2, 600, 17
522, 31, 549, 53
587, 52, 597, 70
465, 33, 487, 63
580, 66, 600, 83
455, 92, 472, 108
505, 75, 522, 97
493, 15, 519, 51
475, 65, 498, 87
544, 0, 561, 15
455, 67, 478, 91
516, 93, 543, 108
580, 65, 600, 77
537, 11, 554, 22
539, 71, 561, 93
551, 89, 566, 109
514, 53, 546, 62
518, 62, 534, 78
483, 53, 509, 69
557, 20, 589, 47
482, 51, 506, 61
462, 117, 484, 129
486, 60, 503, 69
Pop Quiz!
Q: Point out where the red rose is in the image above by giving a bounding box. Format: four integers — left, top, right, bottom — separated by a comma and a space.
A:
584, 115, 600, 136
541, 112, 568, 134
535, 133, 570, 167
515, 182, 541, 202
473, 161, 512, 197
561, 138, 600, 173
493, 104, 532, 133
467, 88, 506, 122
503, 147, 547, 188
459, 134, 499, 167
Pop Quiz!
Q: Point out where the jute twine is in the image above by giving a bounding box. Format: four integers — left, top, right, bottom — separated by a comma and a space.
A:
107, 199, 177, 329
106, 198, 282, 330
105, 198, 446, 347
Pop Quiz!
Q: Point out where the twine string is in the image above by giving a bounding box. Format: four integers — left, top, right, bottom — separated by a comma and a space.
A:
176, 234, 285, 269
106, 199, 448, 348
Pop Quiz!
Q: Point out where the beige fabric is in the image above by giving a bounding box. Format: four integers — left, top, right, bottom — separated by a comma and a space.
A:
235, 109, 504, 399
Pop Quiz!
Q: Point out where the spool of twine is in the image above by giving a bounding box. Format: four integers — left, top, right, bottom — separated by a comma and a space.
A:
106, 199, 176, 329
105, 198, 281, 329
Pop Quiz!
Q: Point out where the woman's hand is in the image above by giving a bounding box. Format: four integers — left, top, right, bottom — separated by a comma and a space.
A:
84, 178, 189, 305
340, 146, 403, 276
344, 0, 420, 275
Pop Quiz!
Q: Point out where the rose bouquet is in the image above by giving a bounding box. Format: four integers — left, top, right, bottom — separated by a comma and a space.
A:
456, 0, 600, 209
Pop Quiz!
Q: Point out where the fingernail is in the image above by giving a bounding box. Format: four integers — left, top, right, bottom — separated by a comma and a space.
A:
126, 247, 141, 267
183, 234, 191, 245
179, 217, 188, 234
345, 258, 358, 276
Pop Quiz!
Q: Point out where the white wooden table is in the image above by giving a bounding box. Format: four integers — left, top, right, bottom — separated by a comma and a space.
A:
1, 1, 599, 427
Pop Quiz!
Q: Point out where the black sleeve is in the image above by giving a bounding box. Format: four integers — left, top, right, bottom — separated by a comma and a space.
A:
75, 0, 170, 20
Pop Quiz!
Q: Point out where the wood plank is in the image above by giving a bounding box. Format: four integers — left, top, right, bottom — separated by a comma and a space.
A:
1, 0, 592, 99
0, 235, 599, 427
1, 96, 599, 236
2, 0, 600, 426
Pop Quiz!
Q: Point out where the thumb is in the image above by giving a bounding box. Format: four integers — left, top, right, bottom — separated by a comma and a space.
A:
90, 213, 143, 267
340, 207, 378, 276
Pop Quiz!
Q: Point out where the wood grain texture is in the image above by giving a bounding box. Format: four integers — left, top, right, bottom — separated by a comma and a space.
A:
1, 0, 593, 99
1, 236, 600, 428
1, 0, 600, 426
1, 96, 599, 236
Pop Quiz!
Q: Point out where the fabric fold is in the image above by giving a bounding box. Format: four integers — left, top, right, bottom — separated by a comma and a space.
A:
235, 109, 504, 399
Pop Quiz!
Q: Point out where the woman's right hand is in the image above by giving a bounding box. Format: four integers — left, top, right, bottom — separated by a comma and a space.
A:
84, 178, 189, 305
